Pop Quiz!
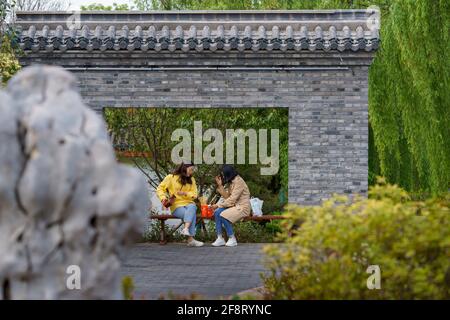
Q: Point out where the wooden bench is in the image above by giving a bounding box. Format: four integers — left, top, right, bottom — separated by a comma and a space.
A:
150, 214, 286, 244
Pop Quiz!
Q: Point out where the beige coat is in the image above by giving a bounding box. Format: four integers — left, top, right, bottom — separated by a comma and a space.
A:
217, 175, 251, 223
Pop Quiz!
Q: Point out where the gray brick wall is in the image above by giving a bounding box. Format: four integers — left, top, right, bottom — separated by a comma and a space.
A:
20, 51, 372, 205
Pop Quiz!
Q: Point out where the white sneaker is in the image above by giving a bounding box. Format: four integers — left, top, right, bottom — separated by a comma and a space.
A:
181, 228, 190, 236
212, 237, 226, 247
225, 236, 238, 247
187, 239, 204, 247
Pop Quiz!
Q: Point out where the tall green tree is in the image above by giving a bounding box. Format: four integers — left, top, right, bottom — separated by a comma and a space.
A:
132, 0, 391, 10
369, 0, 450, 194
0, 0, 21, 85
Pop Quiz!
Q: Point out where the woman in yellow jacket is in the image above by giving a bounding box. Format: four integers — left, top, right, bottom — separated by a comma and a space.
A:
156, 162, 204, 247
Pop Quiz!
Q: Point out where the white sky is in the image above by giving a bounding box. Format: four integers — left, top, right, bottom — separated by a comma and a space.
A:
68, 0, 133, 10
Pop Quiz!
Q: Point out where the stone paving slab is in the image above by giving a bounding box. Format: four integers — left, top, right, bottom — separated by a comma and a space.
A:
120, 243, 272, 299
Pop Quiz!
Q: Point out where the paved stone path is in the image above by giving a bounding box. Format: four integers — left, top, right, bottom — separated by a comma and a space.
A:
120, 243, 271, 299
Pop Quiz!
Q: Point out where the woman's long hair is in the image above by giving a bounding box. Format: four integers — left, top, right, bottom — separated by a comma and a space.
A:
172, 162, 194, 185
221, 165, 238, 184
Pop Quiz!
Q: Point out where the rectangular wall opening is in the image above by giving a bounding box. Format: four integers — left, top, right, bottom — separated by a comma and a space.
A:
103, 107, 289, 215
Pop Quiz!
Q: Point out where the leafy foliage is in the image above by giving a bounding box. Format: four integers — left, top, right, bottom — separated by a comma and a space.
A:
262, 179, 450, 299
0, 34, 21, 84
121, 276, 135, 300
132, 0, 391, 10
143, 219, 282, 243
369, 0, 450, 194
0, 0, 21, 85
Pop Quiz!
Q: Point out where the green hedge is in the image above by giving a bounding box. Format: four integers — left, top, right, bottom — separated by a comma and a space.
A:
143, 219, 282, 243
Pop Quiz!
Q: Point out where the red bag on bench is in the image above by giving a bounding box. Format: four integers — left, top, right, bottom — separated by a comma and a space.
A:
201, 205, 214, 218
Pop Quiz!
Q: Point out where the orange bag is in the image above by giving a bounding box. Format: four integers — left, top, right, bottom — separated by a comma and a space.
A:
201, 205, 214, 218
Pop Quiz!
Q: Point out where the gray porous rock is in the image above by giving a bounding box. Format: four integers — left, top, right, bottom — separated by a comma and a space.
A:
0, 65, 150, 299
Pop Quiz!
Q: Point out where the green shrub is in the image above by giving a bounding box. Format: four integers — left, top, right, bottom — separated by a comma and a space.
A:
262, 179, 450, 299
231, 221, 280, 243
121, 276, 135, 300
0, 34, 21, 85
194, 219, 281, 243
143, 218, 281, 243
143, 220, 185, 242
264, 219, 283, 235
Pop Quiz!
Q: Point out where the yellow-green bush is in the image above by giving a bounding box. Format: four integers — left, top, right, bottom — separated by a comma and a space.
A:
0, 35, 21, 85
121, 276, 135, 300
262, 179, 450, 299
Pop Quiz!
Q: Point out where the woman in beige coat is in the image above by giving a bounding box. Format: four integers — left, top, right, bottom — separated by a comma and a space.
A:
210, 165, 251, 247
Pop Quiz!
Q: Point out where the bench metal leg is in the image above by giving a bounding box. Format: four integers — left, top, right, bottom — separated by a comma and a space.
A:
159, 219, 167, 245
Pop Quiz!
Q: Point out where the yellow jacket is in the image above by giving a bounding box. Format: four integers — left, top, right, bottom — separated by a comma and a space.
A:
156, 174, 198, 211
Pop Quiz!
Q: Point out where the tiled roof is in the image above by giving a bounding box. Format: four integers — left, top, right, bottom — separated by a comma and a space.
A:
15, 10, 380, 53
